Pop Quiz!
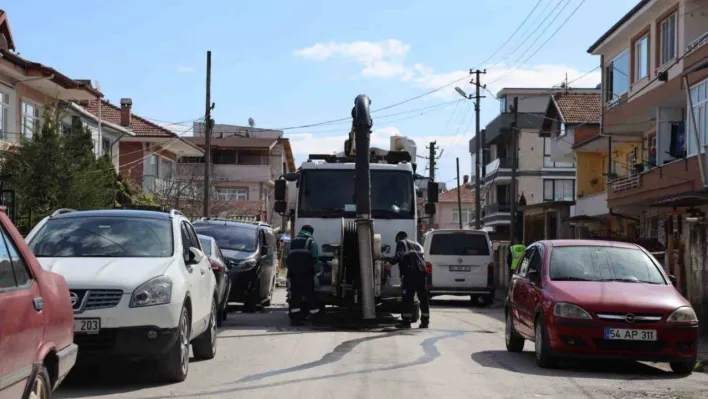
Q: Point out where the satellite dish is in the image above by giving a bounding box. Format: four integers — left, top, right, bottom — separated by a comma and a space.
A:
248, 117, 255, 128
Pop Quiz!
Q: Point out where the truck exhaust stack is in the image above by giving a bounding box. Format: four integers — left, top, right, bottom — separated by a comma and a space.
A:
352, 94, 376, 321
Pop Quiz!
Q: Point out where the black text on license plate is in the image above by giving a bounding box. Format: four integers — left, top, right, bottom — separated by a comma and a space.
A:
449, 266, 471, 272
74, 318, 101, 334
603, 328, 656, 341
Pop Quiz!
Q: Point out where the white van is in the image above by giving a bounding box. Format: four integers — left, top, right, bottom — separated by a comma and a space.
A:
422, 229, 495, 305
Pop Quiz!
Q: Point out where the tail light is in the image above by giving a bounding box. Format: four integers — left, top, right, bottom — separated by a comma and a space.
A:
210, 259, 223, 273
487, 262, 495, 287
425, 262, 432, 274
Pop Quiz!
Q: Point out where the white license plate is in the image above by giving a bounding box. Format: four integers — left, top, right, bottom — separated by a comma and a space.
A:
74, 318, 101, 334
449, 265, 471, 272
603, 328, 656, 341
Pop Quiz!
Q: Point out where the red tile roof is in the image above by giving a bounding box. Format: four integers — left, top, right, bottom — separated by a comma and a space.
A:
78, 100, 176, 138
553, 92, 601, 125
438, 184, 475, 203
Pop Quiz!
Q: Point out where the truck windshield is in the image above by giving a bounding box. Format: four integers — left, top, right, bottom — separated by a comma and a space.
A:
298, 169, 414, 219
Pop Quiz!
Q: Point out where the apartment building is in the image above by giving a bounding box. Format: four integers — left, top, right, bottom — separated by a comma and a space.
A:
180, 122, 296, 226
587, 0, 708, 248
470, 87, 597, 241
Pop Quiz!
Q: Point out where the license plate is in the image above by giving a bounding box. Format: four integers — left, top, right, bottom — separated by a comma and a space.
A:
449, 265, 471, 272
603, 328, 656, 341
74, 318, 101, 334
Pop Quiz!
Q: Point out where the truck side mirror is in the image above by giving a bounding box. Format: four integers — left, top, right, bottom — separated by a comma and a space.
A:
274, 201, 287, 214
416, 188, 423, 198
284, 173, 299, 182
274, 180, 287, 201
424, 202, 436, 215
427, 182, 439, 203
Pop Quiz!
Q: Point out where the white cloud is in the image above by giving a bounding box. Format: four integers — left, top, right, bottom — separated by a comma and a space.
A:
294, 39, 601, 100
176, 66, 197, 74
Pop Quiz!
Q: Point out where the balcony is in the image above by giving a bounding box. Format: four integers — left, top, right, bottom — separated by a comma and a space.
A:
575, 191, 609, 217
485, 203, 511, 214
483, 203, 511, 226
177, 163, 277, 182
483, 158, 512, 185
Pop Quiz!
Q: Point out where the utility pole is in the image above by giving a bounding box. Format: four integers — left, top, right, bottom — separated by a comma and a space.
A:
202, 50, 213, 218
456, 157, 462, 229
428, 141, 437, 181
472, 69, 486, 230
509, 96, 519, 244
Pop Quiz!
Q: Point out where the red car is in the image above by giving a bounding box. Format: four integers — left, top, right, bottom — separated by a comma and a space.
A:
0, 208, 77, 398
505, 240, 698, 374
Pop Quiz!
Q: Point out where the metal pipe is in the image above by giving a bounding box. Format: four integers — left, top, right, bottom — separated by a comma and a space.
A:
352, 94, 376, 320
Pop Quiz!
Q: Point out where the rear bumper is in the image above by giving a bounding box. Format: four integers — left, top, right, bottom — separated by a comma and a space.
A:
548, 320, 699, 362
55, 343, 78, 389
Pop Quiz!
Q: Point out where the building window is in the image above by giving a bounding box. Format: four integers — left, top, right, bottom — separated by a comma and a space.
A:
604, 50, 629, 103
21, 101, 41, 138
543, 137, 575, 168
688, 79, 708, 157
659, 12, 677, 66
634, 34, 649, 80
499, 96, 507, 113
159, 157, 174, 181
102, 138, 111, 156
452, 208, 473, 224
217, 188, 248, 201
543, 179, 575, 202
0, 92, 9, 139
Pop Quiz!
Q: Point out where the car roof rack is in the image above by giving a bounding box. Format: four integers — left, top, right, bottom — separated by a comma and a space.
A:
51, 208, 76, 217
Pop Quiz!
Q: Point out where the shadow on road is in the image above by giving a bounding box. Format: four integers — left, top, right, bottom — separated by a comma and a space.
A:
470, 350, 688, 380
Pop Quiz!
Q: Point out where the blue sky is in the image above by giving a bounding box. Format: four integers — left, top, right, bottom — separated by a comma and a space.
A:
5, 0, 638, 184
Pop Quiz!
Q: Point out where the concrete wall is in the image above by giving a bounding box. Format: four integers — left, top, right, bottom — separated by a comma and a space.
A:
119, 142, 144, 185
685, 223, 708, 330
518, 129, 544, 170
435, 202, 475, 230
577, 152, 605, 197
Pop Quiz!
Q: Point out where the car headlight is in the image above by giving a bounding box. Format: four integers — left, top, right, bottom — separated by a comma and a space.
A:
667, 306, 698, 323
234, 259, 257, 271
130, 276, 172, 308
553, 302, 592, 319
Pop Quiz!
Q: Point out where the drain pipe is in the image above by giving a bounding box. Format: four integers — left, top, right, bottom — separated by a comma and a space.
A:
352, 94, 376, 321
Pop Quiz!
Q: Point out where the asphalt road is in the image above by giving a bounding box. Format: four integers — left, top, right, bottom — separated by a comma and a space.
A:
57, 289, 708, 399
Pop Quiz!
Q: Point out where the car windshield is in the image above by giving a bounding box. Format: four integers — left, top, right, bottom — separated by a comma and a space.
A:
192, 224, 257, 252
549, 246, 666, 284
29, 217, 173, 258
198, 237, 213, 256
298, 169, 414, 219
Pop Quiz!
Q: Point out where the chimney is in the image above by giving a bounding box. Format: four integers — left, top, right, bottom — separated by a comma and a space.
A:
120, 98, 133, 127
463, 175, 469, 184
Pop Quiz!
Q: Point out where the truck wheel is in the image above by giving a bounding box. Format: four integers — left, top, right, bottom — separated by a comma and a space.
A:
410, 303, 420, 323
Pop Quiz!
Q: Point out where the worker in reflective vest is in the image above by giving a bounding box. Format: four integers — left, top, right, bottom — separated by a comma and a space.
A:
286, 225, 322, 326
508, 241, 526, 276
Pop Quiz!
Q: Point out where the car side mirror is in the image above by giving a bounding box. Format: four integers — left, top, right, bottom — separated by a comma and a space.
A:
527, 269, 539, 283
668, 275, 677, 287
274, 180, 287, 201
187, 247, 205, 265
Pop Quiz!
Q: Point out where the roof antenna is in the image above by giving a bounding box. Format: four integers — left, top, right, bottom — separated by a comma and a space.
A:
564, 73, 569, 92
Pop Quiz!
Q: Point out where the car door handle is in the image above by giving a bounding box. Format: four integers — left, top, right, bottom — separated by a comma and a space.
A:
200, 269, 206, 275
33, 297, 44, 311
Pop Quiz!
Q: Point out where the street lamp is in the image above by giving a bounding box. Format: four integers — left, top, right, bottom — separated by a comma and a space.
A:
455, 86, 471, 99
455, 86, 481, 229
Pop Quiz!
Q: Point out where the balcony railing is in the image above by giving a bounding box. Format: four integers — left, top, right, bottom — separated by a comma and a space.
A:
143, 175, 170, 194
687, 30, 708, 54
485, 158, 512, 175
611, 174, 641, 192
484, 203, 511, 215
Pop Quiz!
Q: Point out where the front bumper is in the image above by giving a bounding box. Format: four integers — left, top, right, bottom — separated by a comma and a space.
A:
227, 266, 259, 302
75, 326, 179, 360
548, 318, 699, 362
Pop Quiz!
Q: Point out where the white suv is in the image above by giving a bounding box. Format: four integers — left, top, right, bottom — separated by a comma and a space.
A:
25, 208, 218, 382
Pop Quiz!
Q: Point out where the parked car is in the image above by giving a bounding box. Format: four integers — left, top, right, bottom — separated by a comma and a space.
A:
198, 234, 231, 326
25, 208, 218, 382
192, 219, 277, 312
422, 229, 495, 305
0, 207, 77, 398
504, 240, 698, 374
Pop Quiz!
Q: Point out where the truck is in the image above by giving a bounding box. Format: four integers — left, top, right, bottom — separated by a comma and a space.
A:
274, 96, 437, 323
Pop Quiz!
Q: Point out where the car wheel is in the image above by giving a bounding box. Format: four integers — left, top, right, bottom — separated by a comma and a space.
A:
27, 365, 51, 399
159, 306, 190, 382
534, 318, 557, 369
193, 298, 218, 360
670, 359, 696, 374
505, 311, 524, 352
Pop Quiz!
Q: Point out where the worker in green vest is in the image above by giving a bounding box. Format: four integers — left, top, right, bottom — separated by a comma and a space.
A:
508, 240, 526, 276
